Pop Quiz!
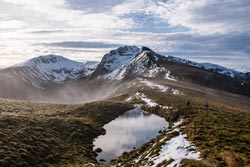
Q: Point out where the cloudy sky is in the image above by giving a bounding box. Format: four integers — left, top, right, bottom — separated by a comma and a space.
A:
0, 0, 249, 71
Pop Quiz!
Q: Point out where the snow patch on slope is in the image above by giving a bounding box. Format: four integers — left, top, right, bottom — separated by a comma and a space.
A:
139, 79, 169, 92
172, 119, 184, 128
136, 92, 158, 107
135, 92, 172, 109
138, 79, 183, 95
172, 89, 183, 95
131, 119, 200, 167
151, 133, 200, 167
165, 71, 177, 81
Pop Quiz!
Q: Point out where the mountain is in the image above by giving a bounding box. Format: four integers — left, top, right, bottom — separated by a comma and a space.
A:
90, 46, 250, 96
1, 46, 249, 87
168, 56, 249, 81
91, 45, 250, 81
0, 55, 97, 88
0, 45, 250, 101
91, 45, 174, 80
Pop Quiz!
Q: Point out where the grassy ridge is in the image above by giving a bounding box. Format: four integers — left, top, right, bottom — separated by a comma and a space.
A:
104, 88, 250, 167
182, 105, 250, 167
140, 90, 250, 166
0, 99, 132, 167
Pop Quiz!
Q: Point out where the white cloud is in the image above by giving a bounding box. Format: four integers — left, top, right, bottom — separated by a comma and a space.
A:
0, 20, 25, 29
112, 0, 250, 34
155, 0, 250, 34
0, 0, 135, 30
0, 0, 249, 72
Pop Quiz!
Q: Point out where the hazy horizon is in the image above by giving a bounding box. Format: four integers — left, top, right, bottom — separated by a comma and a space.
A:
0, 0, 249, 72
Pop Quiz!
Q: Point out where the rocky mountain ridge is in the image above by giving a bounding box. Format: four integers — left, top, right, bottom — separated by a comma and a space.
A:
0, 46, 249, 99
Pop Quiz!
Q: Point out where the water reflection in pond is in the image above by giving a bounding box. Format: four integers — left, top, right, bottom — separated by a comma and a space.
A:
93, 108, 169, 162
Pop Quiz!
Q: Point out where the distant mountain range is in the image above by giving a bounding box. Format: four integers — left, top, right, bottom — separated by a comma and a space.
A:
0, 45, 250, 100
168, 56, 250, 81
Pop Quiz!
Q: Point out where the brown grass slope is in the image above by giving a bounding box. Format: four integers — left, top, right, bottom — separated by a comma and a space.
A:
0, 73, 250, 167
0, 99, 132, 167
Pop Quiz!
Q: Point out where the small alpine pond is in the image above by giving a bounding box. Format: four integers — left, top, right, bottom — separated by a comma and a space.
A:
93, 107, 168, 162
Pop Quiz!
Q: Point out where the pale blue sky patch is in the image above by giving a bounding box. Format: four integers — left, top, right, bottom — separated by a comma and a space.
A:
122, 12, 189, 33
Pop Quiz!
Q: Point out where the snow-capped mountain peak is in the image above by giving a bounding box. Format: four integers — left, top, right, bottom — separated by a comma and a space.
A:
15, 55, 88, 73
102, 45, 140, 73
91, 46, 140, 78
91, 45, 171, 80
7, 54, 98, 88
15, 54, 70, 66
